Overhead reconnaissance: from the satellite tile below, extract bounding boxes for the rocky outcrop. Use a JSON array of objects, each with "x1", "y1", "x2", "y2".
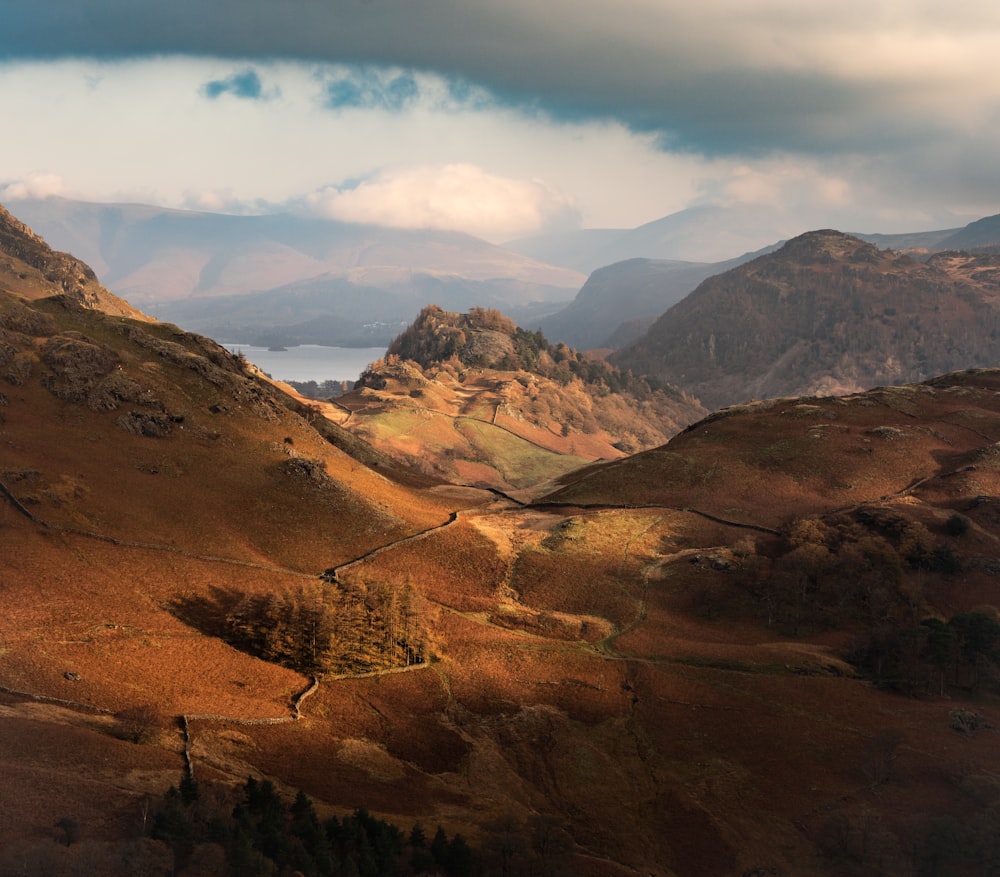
[{"x1": 0, "y1": 202, "x2": 151, "y2": 321}]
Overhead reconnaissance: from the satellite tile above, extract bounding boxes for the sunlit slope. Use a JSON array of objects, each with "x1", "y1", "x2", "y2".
[{"x1": 543, "y1": 372, "x2": 1000, "y2": 529}]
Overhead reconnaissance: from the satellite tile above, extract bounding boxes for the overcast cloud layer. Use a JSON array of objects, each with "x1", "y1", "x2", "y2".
[{"x1": 1, "y1": 1, "x2": 999, "y2": 244}]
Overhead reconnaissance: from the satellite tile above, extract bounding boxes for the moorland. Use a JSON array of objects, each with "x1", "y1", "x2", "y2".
[{"x1": 1, "y1": 202, "x2": 999, "y2": 876}]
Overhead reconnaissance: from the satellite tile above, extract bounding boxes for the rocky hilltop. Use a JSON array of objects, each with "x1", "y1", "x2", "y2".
[
  {"x1": 613, "y1": 229, "x2": 1000, "y2": 409},
  {"x1": 316, "y1": 304, "x2": 706, "y2": 491}
]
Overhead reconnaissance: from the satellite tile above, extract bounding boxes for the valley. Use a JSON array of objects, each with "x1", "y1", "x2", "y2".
[{"x1": 1, "y1": 202, "x2": 1000, "y2": 876}]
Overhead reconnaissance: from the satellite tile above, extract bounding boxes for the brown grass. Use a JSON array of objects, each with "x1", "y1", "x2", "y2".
[{"x1": 4, "y1": 284, "x2": 1000, "y2": 875}]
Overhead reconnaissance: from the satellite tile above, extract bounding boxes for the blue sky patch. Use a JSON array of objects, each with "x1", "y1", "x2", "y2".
[
  {"x1": 322, "y1": 69, "x2": 419, "y2": 112},
  {"x1": 202, "y1": 69, "x2": 264, "y2": 100}
]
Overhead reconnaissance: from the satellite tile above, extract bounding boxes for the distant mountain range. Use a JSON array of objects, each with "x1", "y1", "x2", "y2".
[
  {"x1": 8, "y1": 197, "x2": 584, "y2": 347},
  {"x1": 11, "y1": 196, "x2": 1000, "y2": 361},
  {"x1": 504, "y1": 203, "x2": 982, "y2": 272},
  {"x1": 528, "y1": 211, "x2": 1000, "y2": 353},
  {"x1": 505, "y1": 204, "x2": 812, "y2": 270},
  {"x1": 533, "y1": 251, "x2": 773, "y2": 350}
]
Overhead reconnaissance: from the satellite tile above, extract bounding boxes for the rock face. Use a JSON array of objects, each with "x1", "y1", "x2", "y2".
[
  {"x1": 612, "y1": 229, "x2": 1000, "y2": 410},
  {"x1": 0, "y1": 202, "x2": 151, "y2": 321}
]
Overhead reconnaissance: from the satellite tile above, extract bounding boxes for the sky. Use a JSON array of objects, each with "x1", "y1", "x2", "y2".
[{"x1": 1, "y1": 1, "x2": 999, "y2": 243}]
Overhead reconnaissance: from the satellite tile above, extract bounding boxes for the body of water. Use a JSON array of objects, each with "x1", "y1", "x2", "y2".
[{"x1": 224, "y1": 343, "x2": 385, "y2": 384}]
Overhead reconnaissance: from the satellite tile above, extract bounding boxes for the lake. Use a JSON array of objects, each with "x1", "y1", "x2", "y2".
[{"x1": 223, "y1": 343, "x2": 386, "y2": 384}]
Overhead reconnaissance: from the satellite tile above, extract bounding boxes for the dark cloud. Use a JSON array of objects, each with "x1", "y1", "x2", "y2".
[
  {"x1": 0, "y1": 0, "x2": 995, "y2": 162},
  {"x1": 201, "y1": 69, "x2": 264, "y2": 100}
]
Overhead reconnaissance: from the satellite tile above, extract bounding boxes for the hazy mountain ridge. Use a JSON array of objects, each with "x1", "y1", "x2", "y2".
[
  {"x1": 507, "y1": 204, "x2": 803, "y2": 270},
  {"x1": 153, "y1": 270, "x2": 574, "y2": 349},
  {"x1": 522, "y1": 209, "x2": 1000, "y2": 356},
  {"x1": 534, "y1": 252, "x2": 773, "y2": 350},
  {"x1": 10, "y1": 197, "x2": 582, "y2": 347},
  {"x1": 612, "y1": 229, "x2": 1000, "y2": 410}
]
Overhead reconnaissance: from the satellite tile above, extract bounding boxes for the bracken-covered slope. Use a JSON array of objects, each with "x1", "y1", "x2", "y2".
[
  {"x1": 612, "y1": 229, "x2": 1000, "y2": 410},
  {"x1": 3, "y1": 205, "x2": 1000, "y2": 877}
]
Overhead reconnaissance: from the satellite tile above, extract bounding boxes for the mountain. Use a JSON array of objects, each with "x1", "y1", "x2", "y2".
[
  {"x1": 3, "y1": 203, "x2": 1000, "y2": 876},
  {"x1": 506, "y1": 204, "x2": 803, "y2": 270},
  {"x1": 315, "y1": 304, "x2": 707, "y2": 492},
  {"x1": 9, "y1": 197, "x2": 583, "y2": 346},
  {"x1": 516, "y1": 211, "x2": 1000, "y2": 354},
  {"x1": 936, "y1": 212, "x2": 1000, "y2": 251},
  {"x1": 151, "y1": 269, "x2": 575, "y2": 349},
  {"x1": 508, "y1": 206, "x2": 1000, "y2": 276},
  {"x1": 533, "y1": 251, "x2": 773, "y2": 351},
  {"x1": 612, "y1": 229, "x2": 1000, "y2": 410}
]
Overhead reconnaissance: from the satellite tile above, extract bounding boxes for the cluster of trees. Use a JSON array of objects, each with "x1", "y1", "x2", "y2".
[
  {"x1": 734, "y1": 510, "x2": 962, "y2": 633},
  {"x1": 725, "y1": 507, "x2": 1000, "y2": 694},
  {"x1": 813, "y1": 803, "x2": 1000, "y2": 875},
  {"x1": 287, "y1": 379, "x2": 353, "y2": 400},
  {"x1": 151, "y1": 775, "x2": 474, "y2": 876},
  {"x1": 849, "y1": 611, "x2": 1000, "y2": 694},
  {"x1": 223, "y1": 581, "x2": 428, "y2": 675}
]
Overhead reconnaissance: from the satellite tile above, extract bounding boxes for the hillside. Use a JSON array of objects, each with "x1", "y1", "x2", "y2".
[
  {"x1": 316, "y1": 305, "x2": 707, "y2": 492},
  {"x1": 612, "y1": 229, "x2": 1000, "y2": 410},
  {"x1": 2, "y1": 204, "x2": 1000, "y2": 877},
  {"x1": 0, "y1": 203, "x2": 151, "y2": 322}
]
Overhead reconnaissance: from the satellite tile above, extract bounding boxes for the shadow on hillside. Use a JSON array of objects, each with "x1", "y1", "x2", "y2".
[{"x1": 168, "y1": 586, "x2": 245, "y2": 642}]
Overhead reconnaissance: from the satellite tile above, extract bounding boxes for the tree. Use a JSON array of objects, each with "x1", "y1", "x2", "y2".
[
  {"x1": 151, "y1": 786, "x2": 194, "y2": 861},
  {"x1": 945, "y1": 513, "x2": 970, "y2": 537},
  {"x1": 949, "y1": 611, "x2": 1000, "y2": 689},
  {"x1": 179, "y1": 771, "x2": 200, "y2": 806}
]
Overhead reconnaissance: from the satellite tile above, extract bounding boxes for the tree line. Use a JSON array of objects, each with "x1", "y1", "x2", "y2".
[
  {"x1": 151, "y1": 775, "x2": 474, "y2": 876},
  {"x1": 725, "y1": 508, "x2": 1000, "y2": 694}
]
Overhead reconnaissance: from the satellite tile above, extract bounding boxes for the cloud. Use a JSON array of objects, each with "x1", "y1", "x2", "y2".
[
  {"x1": 180, "y1": 187, "x2": 264, "y2": 214},
  {"x1": 201, "y1": 68, "x2": 266, "y2": 100},
  {"x1": 0, "y1": 55, "x2": 989, "y2": 240},
  {"x1": 4, "y1": 1, "x2": 1000, "y2": 160},
  {"x1": 306, "y1": 165, "x2": 580, "y2": 241},
  {"x1": 0, "y1": 172, "x2": 67, "y2": 200}
]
